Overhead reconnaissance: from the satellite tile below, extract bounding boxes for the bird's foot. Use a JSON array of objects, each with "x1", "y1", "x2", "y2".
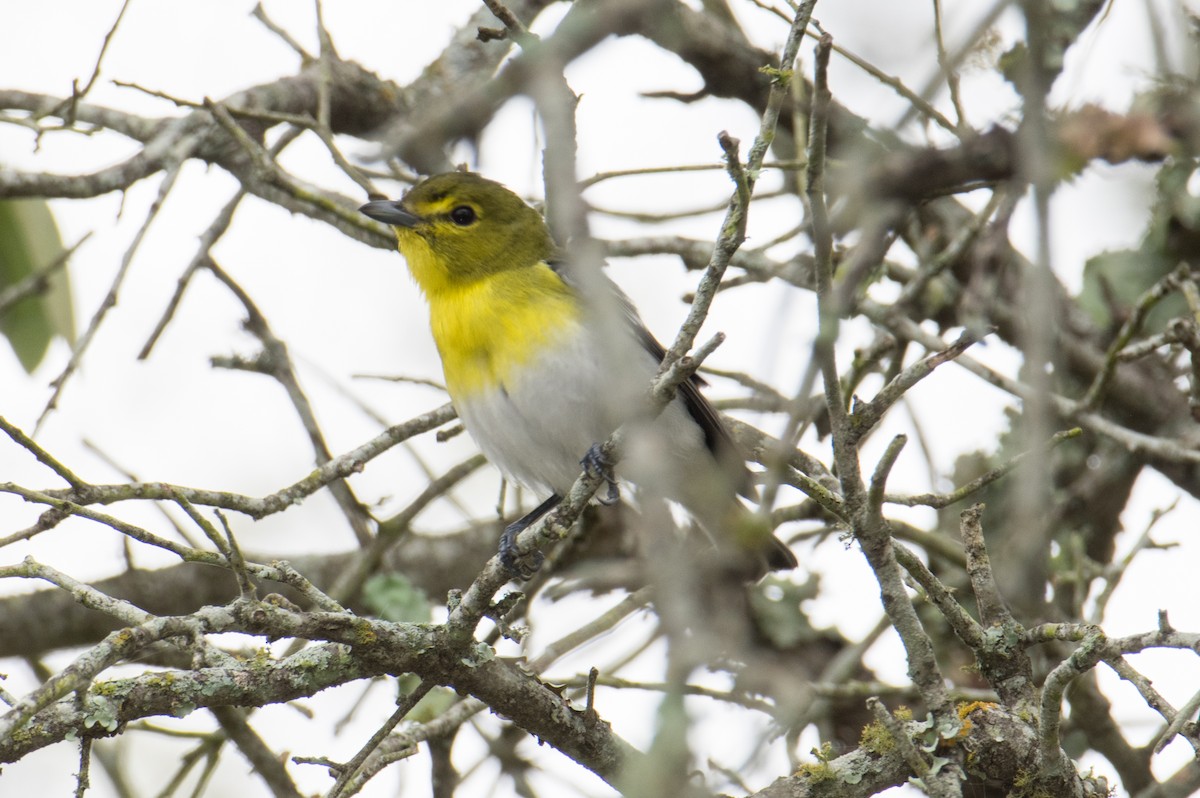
[
  {"x1": 581, "y1": 444, "x2": 619, "y2": 505},
  {"x1": 499, "y1": 522, "x2": 543, "y2": 580},
  {"x1": 497, "y1": 494, "x2": 561, "y2": 579}
]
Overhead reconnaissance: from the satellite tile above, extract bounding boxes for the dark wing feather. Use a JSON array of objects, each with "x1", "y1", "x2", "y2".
[
  {"x1": 627, "y1": 311, "x2": 756, "y2": 499},
  {"x1": 547, "y1": 259, "x2": 754, "y2": 498},
  {"x1": 547, "y1": 259, "x2": 796, "y2": 570}
]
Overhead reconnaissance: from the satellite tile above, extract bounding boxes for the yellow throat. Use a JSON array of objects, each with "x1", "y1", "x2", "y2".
[{"x1": 363, "y1": 173, "x2": 580, "y2": 397}]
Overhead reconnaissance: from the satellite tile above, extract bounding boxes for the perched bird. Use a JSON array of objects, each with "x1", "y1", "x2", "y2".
[{"x1": 360, "y1": 172, "x2": 795, "y2": 576}]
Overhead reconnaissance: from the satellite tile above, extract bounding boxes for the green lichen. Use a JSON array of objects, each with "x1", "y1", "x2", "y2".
[
  {"x1": 352, "y1": 619, "x2": 379, "y2": 646},
  {"x1": 90, "y1": 680, "x2": 119, "y2": 696},
  {"x1": 171, "y1": 701, "x2": 197, "y2": 718},
  {"x1": 796, "y1": 761, "x2": 836, "y2": 782},
  {"x1": 795, "y1": 742, "x2": 837, "y2": 782},
  {"x1": 1010, "y1": 769, "x2": 1056, "y2": 798},
  {"x1": 859, "y1": 720, "x2": 896, "y2": 754},
  {"x1": 81, "y1": 694, "x2": 119, "y2": 732},
  {"x1": 758, "y1": 65, "x2": 794, "y2": 88},
  {"x1": 460, "y1": 641, "x2": 496, "y2": 668}
]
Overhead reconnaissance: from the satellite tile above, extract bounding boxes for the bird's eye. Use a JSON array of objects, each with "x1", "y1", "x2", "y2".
[{"x1": 449, "y1": 206, "x2": 476, "y2": 226}]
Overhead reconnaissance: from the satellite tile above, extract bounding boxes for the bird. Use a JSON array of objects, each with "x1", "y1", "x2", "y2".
[{"x1": 360, "y1": 172, "x2": 796, "y2": 577}]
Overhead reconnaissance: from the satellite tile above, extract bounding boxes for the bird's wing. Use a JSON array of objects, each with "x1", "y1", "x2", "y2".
[{"x1": 547, "y1": 259, "x2": 754, "y2": 498}]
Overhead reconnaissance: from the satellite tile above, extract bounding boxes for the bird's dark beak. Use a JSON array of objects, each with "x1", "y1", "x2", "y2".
[{"x1": 359, "y1": 199, "x2": 421, "y2": 228}]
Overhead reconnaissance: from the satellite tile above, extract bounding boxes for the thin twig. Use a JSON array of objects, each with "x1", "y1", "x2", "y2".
[
  {"x1": 849, "y1": 330, "x2": 981, "y2": 445},
  {"x1": 36, "y1": 142, "x2": 195, "y2": 432},
  {"x1": 866, "y1": 434, "x2": 906, "y2": 519},
  {"x1": 73, "y1": 734, "x2": 92, "y2": 798},
  {"x1": 251, "y1": 2, "x2": 313, "y2": 60},
  {"x1": 894, "y1": 0, "x2": 1017, "y2": 131},
  {"x1": 327, "y1": 454, "x2": 486, "y2": 605},
  {"x1": 1081, "y1": 264, "x2": 1188, "y2": 410},
  {"x1": 1090, "y1": 498, "x2": 1178, "y2": 624},
  {"x1": 211, "y1": 706, "x2": 304, "y2": 798},
  {"x1": 1038, "y1": 629, "x2": 1106, "y2": 779},
  {"x1": 861, "y1": 299, "x2": 1200, "y2": 464},
  {"x1": 326, "y1": 680, "x2": 436, "y2": 797},
  {"x1": 55, "y1": 0, "x2": 133, "y2": 124},
  {"x1": 578, "y1": 161, "x2": 806, "y2": 189},
  {"x1": 0, "y1": 416, "x2": 88, "y2": 489},
  {"x1": 660, "y1": 1, "x2": 814, "y2": 374},
  {"x1": 0, "y1": 232, "x2": 90, "y2": 317},
  {"x1": 808, "y1": 28, "x2": 958, "y2": 136},
  {"x1": 931, "y1": 0, "x2": 968, "y2": 129},
  {"x1": 206, "y1": 260, "x2": 374, "y2": 547},
  {"x1": 1154, "y1": 686, "x2": 1200, "y2": 755},
  {"x1": 893, "y1": 542, "x2": 985, "y2": 649},
  {"x1": 867, "y1": 697, "x2": 929, "y2": 777},
  {"x1": 1, "y1": 403, "x2": 457, "y2": 531},
  {"x1": 529, "y1": 588, "x2": 652, "y2": 670},
  {"x1": 886, "y1": 428, "x2": 1082, "y2": 508},
  {"x1": 959, "y1": 504, "x2": 1013, "y2": 627}
]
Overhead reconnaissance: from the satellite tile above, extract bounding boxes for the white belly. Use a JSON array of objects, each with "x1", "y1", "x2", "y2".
[{"x1": 452, "y1": 323, "x2": 710, "y2": 501}]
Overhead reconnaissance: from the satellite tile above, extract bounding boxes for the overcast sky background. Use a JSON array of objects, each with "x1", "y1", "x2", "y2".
[{"x1": 2, "y1": 1, "x2": 1199, "y2": 796}]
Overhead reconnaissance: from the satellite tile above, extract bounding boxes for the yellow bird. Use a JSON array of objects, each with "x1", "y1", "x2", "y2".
[{"x1": 361, "y1": 172, "x2": 795, "y2": 576}]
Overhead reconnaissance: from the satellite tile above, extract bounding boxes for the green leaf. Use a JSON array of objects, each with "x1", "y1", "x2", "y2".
[
  {"x1": 0, "y1": 199, "x2": 75, "y2": 373},
  {"x1": 408, "y1": 685, "x2": 458, "y2": 723},
  {"x1": 361, "y1": 572, "x2": 432, "y2": 623}
]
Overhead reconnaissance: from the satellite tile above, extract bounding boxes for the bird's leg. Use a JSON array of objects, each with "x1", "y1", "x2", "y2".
[
  {"x1": 581, "y1": 444, "x2": 619, "y2": 505},
  {"x1": 499, "y1": 493, "x2": 562, "y2": 578}
]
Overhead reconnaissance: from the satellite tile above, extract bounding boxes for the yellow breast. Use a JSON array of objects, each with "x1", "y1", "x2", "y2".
[{"x1": 425, "y1": 263, "x2": 581, "y2": 397}]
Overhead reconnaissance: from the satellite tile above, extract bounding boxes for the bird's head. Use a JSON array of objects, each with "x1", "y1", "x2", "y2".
[{"x1": 360, "y1": 172, "x2": 556, "y2": 294}]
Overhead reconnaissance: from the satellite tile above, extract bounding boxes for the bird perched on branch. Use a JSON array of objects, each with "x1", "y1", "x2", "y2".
[{"x1": 360, "y1": 172, "x2": 795, "y2": 577}]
